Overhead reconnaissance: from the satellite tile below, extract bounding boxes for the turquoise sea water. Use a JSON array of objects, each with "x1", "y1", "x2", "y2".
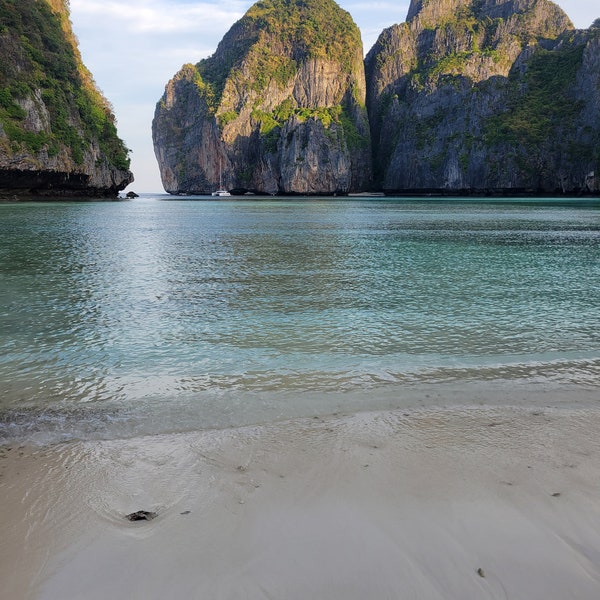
[{"x1": 1, "y1": 196, "x2": 599, "y2": 444}]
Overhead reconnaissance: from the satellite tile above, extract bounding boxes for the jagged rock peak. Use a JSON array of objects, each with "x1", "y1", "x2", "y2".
[
  {"x1": 0, "y1": 0, "x2": 133, "y2": 197},
  {"x1": 407, "y1": 0, "x2": 464, "y2": 22},
  {"x1": 153, "y1": 0, "x2": 371, "y2": 195},
  {"x1": 407, "y1": 0, "x2": 573, "y2": 30},
  {"x1": 367, "y1": 0, "x2": 574, "y2": 91}
]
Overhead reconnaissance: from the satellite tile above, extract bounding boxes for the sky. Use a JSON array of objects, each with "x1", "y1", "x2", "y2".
[{"x1": 69, "y1": 1, "x2": 599, "y2": 193}]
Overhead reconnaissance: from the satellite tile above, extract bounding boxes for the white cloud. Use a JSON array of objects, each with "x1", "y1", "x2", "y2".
[{"x1": 71, "y1": 0, "x2": 246, "y2": 34}]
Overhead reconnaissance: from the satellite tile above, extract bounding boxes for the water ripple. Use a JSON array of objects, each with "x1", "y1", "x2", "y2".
[{"x1": 1, "y1": 198, "x2": 599, "y2": 443}]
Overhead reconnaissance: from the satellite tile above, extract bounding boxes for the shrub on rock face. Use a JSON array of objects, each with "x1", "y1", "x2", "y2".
[{"x1": 152, "y1": 0, "x2": 371, "y2": 195}]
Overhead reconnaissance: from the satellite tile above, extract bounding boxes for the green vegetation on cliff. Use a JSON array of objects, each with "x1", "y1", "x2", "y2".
[
  {"x1": 481, "y1": 40, "x2": 598, "y2": 183},
  {"x1": 485, "y1": 44, "x2": 586, "y2": 148},
  {"x1": 194, "y1": 0, "x2": 362, "y2": 111},
  {"x1": 251, "y1": 100, "x2": 368, "y2": 153},
  {"x1": 244, "y1": 0, "x2": 361, "y2": 64},
  {"x1": 411, "y1": 3, "x2": 567, "y2": 84},
  {"x1": 0, "y1": 0, "x2": 130, "y2": 170}
]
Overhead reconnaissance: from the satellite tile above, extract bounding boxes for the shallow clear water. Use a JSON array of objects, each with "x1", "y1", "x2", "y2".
[{"x1": 1, "y1": 196, "x2": 599, "y2": 443}]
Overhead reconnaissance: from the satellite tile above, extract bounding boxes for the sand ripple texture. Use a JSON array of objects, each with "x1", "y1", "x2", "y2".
[{"x1": 1, "y1": 406, "x2": 600, "y2": 599}]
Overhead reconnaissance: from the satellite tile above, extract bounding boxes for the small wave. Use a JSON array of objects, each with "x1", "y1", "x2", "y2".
[{"x1": 2, "y1": 356, "x2": 599, "y2": 447}]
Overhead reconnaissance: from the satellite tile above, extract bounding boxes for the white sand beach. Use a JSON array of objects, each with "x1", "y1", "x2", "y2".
[{"x1": 2, "y1": 405, "x2": 600, "y2": 599}]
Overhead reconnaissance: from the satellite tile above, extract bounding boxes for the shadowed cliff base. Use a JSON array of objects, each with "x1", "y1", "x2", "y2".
[
  {"x1": 379, "y1": 187, "x2": 600, "y2": 198},
  {"x1": 0, "y1": 168, "x2": 133, "y2": 199}
]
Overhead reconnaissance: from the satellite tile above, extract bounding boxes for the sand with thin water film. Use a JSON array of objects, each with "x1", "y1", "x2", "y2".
[{"x1": 2, "y1": 406, "x2": 600, "y2": 599}]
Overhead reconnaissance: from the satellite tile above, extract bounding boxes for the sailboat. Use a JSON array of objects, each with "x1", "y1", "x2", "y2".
[{"x1": 211, "y1": 159, "x2": 231, "y2": 197}]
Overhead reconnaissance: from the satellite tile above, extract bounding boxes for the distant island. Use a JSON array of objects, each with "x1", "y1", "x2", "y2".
[{"x1": 153, "y1": 0, "x2": 600, "y2": 196}]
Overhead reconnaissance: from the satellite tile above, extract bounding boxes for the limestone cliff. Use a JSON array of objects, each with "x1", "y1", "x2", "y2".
[
  {"x1": 365, "y1": 0, "x2": 600, "y2": 193},
  {"x1": 153, "y1": 0, "x2": 371, "y2": 195},
  {"x1": 0, "y1": 0, "x2": 133, "y2": 197}
]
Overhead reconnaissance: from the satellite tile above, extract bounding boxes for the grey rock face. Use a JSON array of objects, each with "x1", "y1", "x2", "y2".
[{"x1": 365, "y1": 0, "x2": 600, "y2": 193}]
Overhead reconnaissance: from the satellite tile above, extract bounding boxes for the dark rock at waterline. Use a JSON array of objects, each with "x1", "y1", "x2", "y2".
[{"x1": 126, "y1": 510, "x2": 157, "y2": 522}]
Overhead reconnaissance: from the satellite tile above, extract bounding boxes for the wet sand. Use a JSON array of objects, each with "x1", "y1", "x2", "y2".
[{"x1": 2, "y1": 406, "x2": 600, "y2": 599}]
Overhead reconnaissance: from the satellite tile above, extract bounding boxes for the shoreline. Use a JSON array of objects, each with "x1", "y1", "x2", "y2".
[
  {"x1": 2, "y1": 379, "x2": 599, "y2": 448},
  {"x1": 2, "y1": 404, "x2": 600, "y2": 599}
]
